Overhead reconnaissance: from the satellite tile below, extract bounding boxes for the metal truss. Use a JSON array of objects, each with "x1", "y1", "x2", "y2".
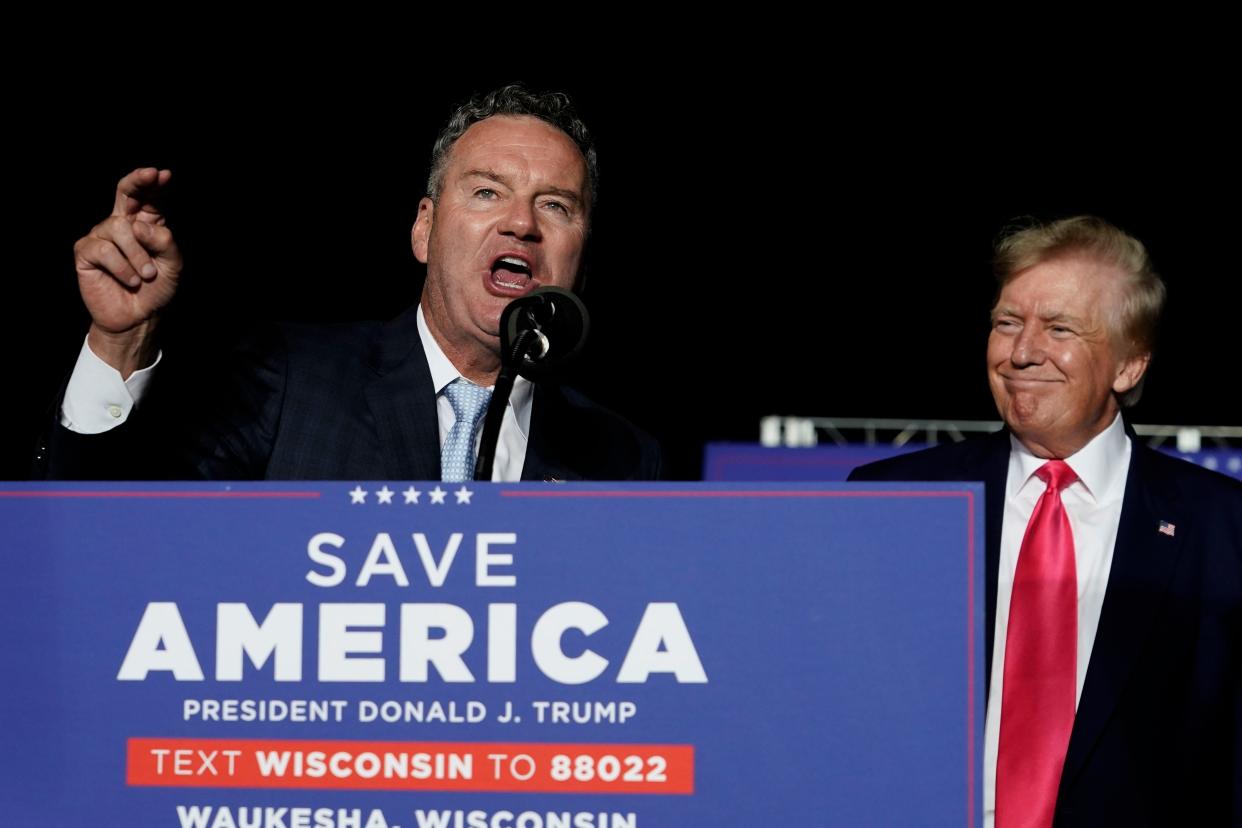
[{"x1": 760, "y1": 417, "x2": 1242, "y2": 453}]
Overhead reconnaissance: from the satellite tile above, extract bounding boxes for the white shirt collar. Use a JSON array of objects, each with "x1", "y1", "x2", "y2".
[
  {"x1": 1008, "y1": 412, "x2": 1129, "y2": 504},
  {"x1": 416, "y1": 304, "x2": 533, "y2": 437}
]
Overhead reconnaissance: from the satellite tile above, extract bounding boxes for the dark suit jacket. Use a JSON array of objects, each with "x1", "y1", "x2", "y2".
[
  {"x1": 850, "y1": 430, "x2": 1242, "y2": 826},
  {"x1": 36, "y1": 305, "x2": 662, "y2": 481}
]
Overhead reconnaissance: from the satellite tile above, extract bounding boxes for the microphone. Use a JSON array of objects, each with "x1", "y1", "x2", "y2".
[
  {"x1": 475, "y1": 287, "x2": 591, "y2": 480},
  {"x1": 499, "y1": 286, "x2": 590, "y2": 382}
]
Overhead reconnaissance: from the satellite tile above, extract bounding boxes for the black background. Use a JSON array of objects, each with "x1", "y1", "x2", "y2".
[{"x1": 8, "y1": 62, "x2": 1238, "y2": 480}]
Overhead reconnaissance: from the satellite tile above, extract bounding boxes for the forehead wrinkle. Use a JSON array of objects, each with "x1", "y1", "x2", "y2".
[
  {"x1": 461, "y1": 168, "x2": 514, "y2": 187},
  {"x1": 991, "y1": 290, "x2": 1099, "y2": 327}
]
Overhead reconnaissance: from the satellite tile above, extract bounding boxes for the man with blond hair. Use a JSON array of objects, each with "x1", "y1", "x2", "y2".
[{"x1": 851, "y1": 216, "x2": 1241, "y2": 826}]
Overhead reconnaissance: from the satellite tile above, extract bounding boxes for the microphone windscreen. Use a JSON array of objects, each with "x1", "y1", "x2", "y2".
[{"x1": 500, "y1": 287, "x2": 591, "y2": 381}]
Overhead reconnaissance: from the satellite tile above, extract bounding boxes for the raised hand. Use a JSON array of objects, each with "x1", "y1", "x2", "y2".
[{"x1": 73, "y1": 167, "x2": 182, "y2": 375}]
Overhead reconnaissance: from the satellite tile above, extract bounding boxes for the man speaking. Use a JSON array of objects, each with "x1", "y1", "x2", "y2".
[
  {"x1": 851, "y1": 216, "x2": 1241, "y2": 826},
  {"x1": 37, "y1": 85, "x2": 661, "y2": 482}
]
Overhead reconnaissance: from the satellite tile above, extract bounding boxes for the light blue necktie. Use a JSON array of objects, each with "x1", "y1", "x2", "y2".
[{"x1": 440, "y1": 379, "x2": 493, "y2": 482}]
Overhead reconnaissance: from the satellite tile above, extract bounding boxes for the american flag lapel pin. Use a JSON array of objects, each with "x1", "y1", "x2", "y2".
[{"x1": 1158, "y1": 520, "x2": 1176, "y2": 537}]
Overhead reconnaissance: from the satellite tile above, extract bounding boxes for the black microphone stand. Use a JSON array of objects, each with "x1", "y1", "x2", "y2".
[{"x1": 473, "y1": 326, "x2": 541, "y2": 482}]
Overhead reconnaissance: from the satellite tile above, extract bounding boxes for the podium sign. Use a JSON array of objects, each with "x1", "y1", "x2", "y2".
[{"x1": 1, "y1": 482, "x2": 983, "y2": 827}]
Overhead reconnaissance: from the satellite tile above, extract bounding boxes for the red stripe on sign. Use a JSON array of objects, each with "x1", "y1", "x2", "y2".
[
  {"x1": 966, "y1": 491, "x2": 976, "y2": 828},
  {"x1": 0, "y1": 491, "x2": 319, "y2": 499},
  {"x1": 126, "y1": 738, "x2": 693, "y2": 794},
  {"x1": 501, "y1": 489, "x2": 973, "y2": 498}
]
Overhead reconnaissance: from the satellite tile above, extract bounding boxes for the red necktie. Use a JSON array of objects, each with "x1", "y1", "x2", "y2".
[{"x1": 997, "y1": 459, "x2": 1078, "y2": 828}]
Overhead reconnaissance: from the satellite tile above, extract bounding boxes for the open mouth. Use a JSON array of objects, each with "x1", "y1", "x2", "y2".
[{"x1": 490, "y1": 254, "x2": 534, "y2": 290}]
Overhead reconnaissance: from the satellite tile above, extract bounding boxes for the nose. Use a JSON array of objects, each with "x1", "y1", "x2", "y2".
[
  {"x1": 498, "y1": 199, "x2": 541, "y2": 242},
  {"x1": 1009, "y1": 326, "x2": 1046, "y2": 367}
]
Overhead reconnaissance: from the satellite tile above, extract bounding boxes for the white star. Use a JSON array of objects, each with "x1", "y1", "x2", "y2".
[
  {"x1": 349, "y1": 486, "x2": 367, "y2": 504},
  {"x1": 403, "y1": 486, "x2": 422, "y2": 504},
  {"x1": 376, "y1": 486, "x2": 394, "y2": 505},
  {"x1": 429, "y1": 486, "x2": 447, "y2": 505},
  {"x1": 454, "y1": 486, "x2": 474, "y2": 504}
]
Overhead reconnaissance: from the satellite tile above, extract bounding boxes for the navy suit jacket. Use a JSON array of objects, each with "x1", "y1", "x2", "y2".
[
  {"x1": 37, "y1": 305, "x2": 662, "y2": 481},
  {"x1": 850, "y1": 430, "x2": 1241, "y2": 826}
]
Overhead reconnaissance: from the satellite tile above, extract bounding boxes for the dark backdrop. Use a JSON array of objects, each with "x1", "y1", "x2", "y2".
[{"x1": 8, "y1": 67, "x2": 1238, "y2": 480}]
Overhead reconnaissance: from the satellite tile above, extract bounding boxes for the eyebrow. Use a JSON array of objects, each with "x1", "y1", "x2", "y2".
[
  {"x1": 462, "y1": 168, "x2": 583, "y2": 206},
  {"x1": 1041, "y1": 312, "x2": 1087, "y2": 327},
  {"x1": 991, "y1": 306, "x2": 1087, "y2": 327}
]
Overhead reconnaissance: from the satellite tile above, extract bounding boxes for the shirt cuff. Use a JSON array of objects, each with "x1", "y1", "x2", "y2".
[{"x1": 59, "y1": 335, "x2": 162, "y2": 434}]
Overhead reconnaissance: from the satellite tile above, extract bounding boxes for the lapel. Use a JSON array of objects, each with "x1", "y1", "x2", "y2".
[
  {"x1": 1058, "y1": 439, "x2": 1187, "y2": 792},
  {"x1": 969, "y1": 429, "x2": 1012, "y2": 696},
  {"x1": 520, "y1": 383, "x2": 585, "y2": 482},
  {"x1": 362, "y1": 306, "x2": 442, "y2": 481}
]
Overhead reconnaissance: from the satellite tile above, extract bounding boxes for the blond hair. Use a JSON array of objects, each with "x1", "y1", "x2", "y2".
[{"x1": 993, "y1": 215, "x2": 1166, "y2": 406}]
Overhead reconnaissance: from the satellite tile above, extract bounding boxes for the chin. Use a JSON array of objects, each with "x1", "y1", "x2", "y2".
[
  {"x1": 472, "y1": 305, "x2": 505, "y2": 334},
  {"x1": 999, "y1": 404, "x2": 1043, "y2": 436}
]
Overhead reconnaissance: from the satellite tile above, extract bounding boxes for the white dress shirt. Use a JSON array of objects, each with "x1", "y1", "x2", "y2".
[
  {"x1": 982, "y1": 413, "x2": 1130, "y2": 827},
  {"x1": 416, "y1": 305, "x2": 532, "y2": 482},
  {"x1": 60, "y1": 337, "x2": 161, "y2": 433},
  {"x1": 58, "y1": 305, "x2": 534, "y2": 481}
]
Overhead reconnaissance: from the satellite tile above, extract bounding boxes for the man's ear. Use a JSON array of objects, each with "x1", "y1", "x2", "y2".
[
  {"x1": 1113, "y1": 350, "x2": 1151, "y2": 395},
  {"x1": 411, "y1": 197, "x2": 434, "y2": 264}
]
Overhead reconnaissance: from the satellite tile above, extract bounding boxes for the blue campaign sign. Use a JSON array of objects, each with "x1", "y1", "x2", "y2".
[
  {"x1": 0, "y1": 482, "x2": 983, "y2": 827},
  {"x1": 703, "y1": 443, "x2": 931, "y2": 481}
]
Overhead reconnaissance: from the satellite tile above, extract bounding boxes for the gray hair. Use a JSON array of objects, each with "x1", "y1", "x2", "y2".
[{"x1": 426, "y1": 84, "x2": 598, "y2": 210}]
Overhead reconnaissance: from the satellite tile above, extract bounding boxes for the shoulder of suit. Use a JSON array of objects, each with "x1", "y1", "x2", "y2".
[
  {"x1": 276, "y1": 319, "x2": 383, "y2": 355},
  {"x1": 535, "y1": 383, "x2": 663, "y2": 479},
  {"x1": 848, "y1": 431, "x2": 1007, "y2": 482},
  {"x1": 1132, "y1": 442, "x2": 1242, "y2": 502},
  {"x1": 272, "y1": 319, "x2": 387, "y2": 374},
  {"x1": 545, "y1": 384, "x2": 659, "y2": 445}
]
